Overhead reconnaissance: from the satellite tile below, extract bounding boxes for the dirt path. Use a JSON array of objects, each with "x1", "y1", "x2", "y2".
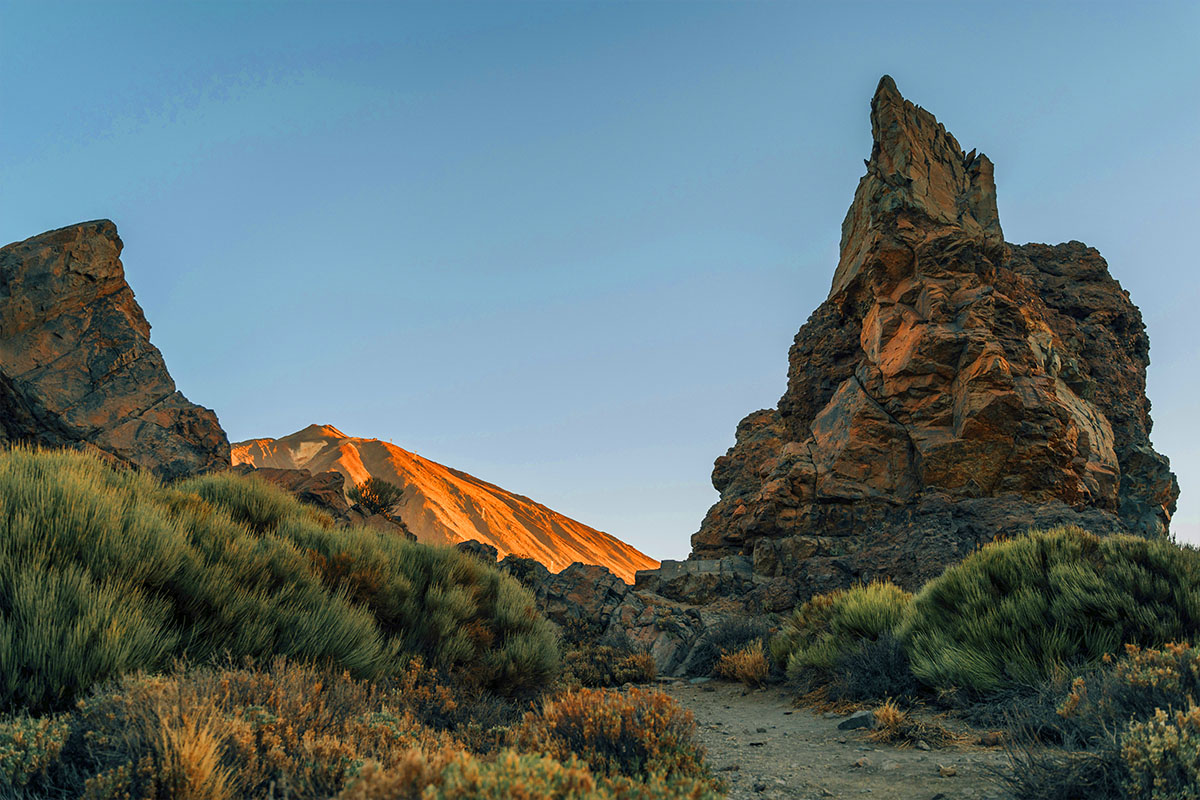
[{"x1": 662, "y1": 679, "x2": 1013, "y2": 800}]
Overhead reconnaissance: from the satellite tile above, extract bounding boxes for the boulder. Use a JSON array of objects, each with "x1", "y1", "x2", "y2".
[
  {"x1": 0, "y1": 220, "x2": 228, "y2": 480},
  {"x1": 499, "y1": 556, "x2": 630, "y2": 642}
]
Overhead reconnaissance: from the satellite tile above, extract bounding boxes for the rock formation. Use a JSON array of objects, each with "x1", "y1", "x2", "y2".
[
  {"x1": 686, "y1": 76, "x2": 1178, "y2": 598},
  {"x1": 233, "y1": 424, "x2": 659, "y2": 583},
  {"x1": 0, "y1": 220, "x2": 229, "y2": 480}
]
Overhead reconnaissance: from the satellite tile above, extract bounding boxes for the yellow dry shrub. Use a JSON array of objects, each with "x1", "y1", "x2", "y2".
[
  {"x1": 512, "y1": 687, "x2": 710, "y2": 783},
  {"x1": 864, "y1": 699, "x2": 955, "y2": 748},
  {"x1": 1122, "y1": 705, "x2": 1200, "y2": 800},
  {"x1": 336, "y1": 748, "x2": 721, "y2": 800},
  {"x1": 713, "y1": 641, "x2": 768, "y2": 688}
]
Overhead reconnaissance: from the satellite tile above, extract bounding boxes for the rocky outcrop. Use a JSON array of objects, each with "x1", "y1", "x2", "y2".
[
  {"x1": 690, "y1": 76, "x2": 1178, "y2": 598},
  {"x1": 0, "y1": 220, "x2": 229, "y2": 480},
  {"x1": 232, "y1": 463, "x2": 417, "y2": 539},
  {"x1": 233, "y1": 424, "x2": 658, "y2": 583}
]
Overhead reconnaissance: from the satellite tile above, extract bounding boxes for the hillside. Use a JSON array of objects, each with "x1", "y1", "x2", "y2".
[{"x1": 232, "y1": 424, "x2": 658, "y2": 582}]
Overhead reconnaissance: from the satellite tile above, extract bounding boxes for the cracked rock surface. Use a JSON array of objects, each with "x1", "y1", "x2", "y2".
[
  {"x1": 691, "y1": 76, "x2": 1177, "y2": 595},
  {"x1": 0, "y1": 220, "x2": 229, "y2": 480}
]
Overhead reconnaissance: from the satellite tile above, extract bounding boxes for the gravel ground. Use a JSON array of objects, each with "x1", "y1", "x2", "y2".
[{"x1": 661, "y1": 679, "x2": 1014, "y2": 800}]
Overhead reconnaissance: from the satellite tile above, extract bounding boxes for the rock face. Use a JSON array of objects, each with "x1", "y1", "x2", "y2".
[
  {"x1": 233, "y1": 424, "x2": 659, "y2": 583},
  {"x1": 690, "y1": 76, "x2": 1178, "y2": 597},
  {"x1": 0, "y1": 220, "x2": 229, "y2": 480}
]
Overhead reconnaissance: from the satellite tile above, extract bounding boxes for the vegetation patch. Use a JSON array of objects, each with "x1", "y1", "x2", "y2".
[
  {"x1": 562, "y1": 643, "x2": 656, "y2": 689},
  {"x1": 512, "y1": 686, "x2": 712, "y2": 785},
  {"x1": 903, "y1": 527, "x2": 1200, "y2": 694},
  {"x1": 713, "y1": 641, "x2": 769, "y2": 689},
  {"x1": 770, "y1": 581, "x2": 912, "y2": 689},
  {"x1": 0, "y1": 447, "x2": 558, "y2": 712}
]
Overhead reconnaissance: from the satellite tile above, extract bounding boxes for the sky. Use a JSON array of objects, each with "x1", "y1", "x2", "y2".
[{"x1": 2, "y1": 1, "x2": 1198, "y2": 560}]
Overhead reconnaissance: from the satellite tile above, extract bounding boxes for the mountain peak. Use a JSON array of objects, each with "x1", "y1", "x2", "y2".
[
  {"x1": 232, "y1": 426, "x2": 658, "y2": 582},
  {"x1": 831, "y1": 75, "x2": 1005, "y2": 297},
  {"x1": 296, "y1": 423, "x2": 351, "y2": 440}
]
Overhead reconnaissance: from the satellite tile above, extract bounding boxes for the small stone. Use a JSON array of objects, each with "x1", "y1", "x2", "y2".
[
  {"x1": 938, "y1": 765, "x2": 957, "y2": 777},
  {"x1": 854, "y1": 757, "x2": 870, "y2": 768},
  {"x1": 753, "y1": 781, "x2": 767, "y2": 792},
  {"x1": 823, "y1": 711, "x2": 840, "y2": 719},
  {"x1": 689, "y1": 676, "x2": 712, "y2": 685},
  {"x1": 916, "y1": 740, "x2": 931, "y2": 751},
  {"x1": 838, "y1": 710, "x2": 876, "y2": 731},
  {"x1": 756, "y1": 727, "x2": 768, "y2": 733}
]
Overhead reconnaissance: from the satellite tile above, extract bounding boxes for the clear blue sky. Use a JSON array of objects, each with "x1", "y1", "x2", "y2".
[{"x1": 3, "y1": 1, "x2": 1197, "y2": 559}]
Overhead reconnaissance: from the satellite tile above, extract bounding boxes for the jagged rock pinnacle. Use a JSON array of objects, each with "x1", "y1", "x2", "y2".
[
  {"x1": 831, "y1": 75, "x2": 1005, "y2": 298},
  {"x1": 691, "y1": 79, "x2": 1177, "y2": 602}
]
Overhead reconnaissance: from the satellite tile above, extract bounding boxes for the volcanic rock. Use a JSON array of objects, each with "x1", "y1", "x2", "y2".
[
  {"x1": 690, "y1": 76, "x2": 1178, "y2": 593},
  {"x1": 0, "y1": 220, "x2": 229, "y2": 480},
  {"x1": 232, "y1": 424, "x2": 658, "y2": 582}
]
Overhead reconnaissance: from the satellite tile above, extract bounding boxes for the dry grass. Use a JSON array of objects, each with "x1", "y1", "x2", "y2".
[
  {"x1": 713, "y1": 641, "x2": 769, "y2": 688},
  {"x1": 864, "y1": 699, "x2": 960, "y2": 749}
]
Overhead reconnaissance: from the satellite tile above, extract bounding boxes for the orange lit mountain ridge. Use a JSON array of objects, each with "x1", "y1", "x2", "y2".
[{"x1": 231, "y1": 424, "x2": 658, "y2": 583}]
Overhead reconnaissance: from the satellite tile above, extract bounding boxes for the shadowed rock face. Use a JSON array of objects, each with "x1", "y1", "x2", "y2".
[
  {"x1": 690, "y1": 76, "x2": 1178, "y2": 594},
  {"x1": 0, "y1": 220, "x2": 229, "y2": 480}
]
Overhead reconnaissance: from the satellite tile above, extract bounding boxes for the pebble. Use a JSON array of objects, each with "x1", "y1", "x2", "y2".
[
  {"x1": 938, "y1": 765, "x2": 957, "y2": 777},
  {"x1": 854, "y1": 757, "x2": 870, "y2": 768},
  {"x1": 915, "y1": 740, "x2": 931, "y2": 751}
]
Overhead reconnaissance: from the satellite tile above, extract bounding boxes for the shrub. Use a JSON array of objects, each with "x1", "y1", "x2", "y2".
[
  {"x1": 0, "y1": 713, "x2": 69, "y2": 790},
  {"x1": 512, "y1": 687, "x2": 710, "y2": 783},
  {"x1": 335, "y1": 750, "x2": 722, "y2": 800},
  {"x1": 863, "y1": 699, "x2": 954, "y2": 748},
  {"x1": 348, "y1": 478, "x2": 404, "y2": 516},
  {"x1": 0, "y1": 660, "x2": 466, "y2": 799},
  {"x1": 826, "y1": 634, "x2": 921, "y2": 704},
  {"x1": 0, "y1": 447, "x2": 557, "y2": 711},
  {"x1": 562, "y1": 645, "x2": 656, "y2": 689},
  {"x1": 1122, "y1": 706, "x2": 1200, "y2": 800},
  {"x1": 713, "y1": 642, "x2": 768, "y2": 689},
  {"x1": 903, "y1": 527, "x2": 1200, "y2": 694},
  {"x1": 687, "y1": 618, "x2": 771, "y2": 679},
  {"x1": 770, "y1": 581, "x2": 912, "y2": 685},
  {"x1": 1001, "y1": 643, "x2": 1200, "y2": 800}
]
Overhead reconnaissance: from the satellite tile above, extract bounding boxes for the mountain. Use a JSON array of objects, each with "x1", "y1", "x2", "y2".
[
  {"x1": 688, "y1": 76, "x2": 1178, "y2": 597},
  {"x1": 232, "y1": 424, "x2": 658, "y2": 582},
  {"x1": 0, "y1": 220, "x2": 229, "y2": 479}
]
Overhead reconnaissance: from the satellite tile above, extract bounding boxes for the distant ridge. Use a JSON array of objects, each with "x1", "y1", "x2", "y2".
[{"x1": 232, "y1": 424, "x2": 658, "y2": 583}]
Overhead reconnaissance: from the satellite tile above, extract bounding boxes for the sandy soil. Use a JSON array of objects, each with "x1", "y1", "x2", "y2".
[{"x1": 662, "y1": 678, "x2": 1014, "y2": 800}]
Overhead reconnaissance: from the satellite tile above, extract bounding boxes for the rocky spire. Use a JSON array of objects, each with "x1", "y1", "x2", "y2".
[
  {"x1": 832, "y1": 75, "x2": 1005, "y2": 297},
  {"x1": 690, "y1": 76, "x2": 1177, "y2": 602}
]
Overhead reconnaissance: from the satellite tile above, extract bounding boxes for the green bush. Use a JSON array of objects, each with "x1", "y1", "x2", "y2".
[
  {"x1": 903, "y1": 527, "x2": 1200, "y2": 694},
  {"x1": 347, "y1": 477, "x2": 404, "y2": 516},
  {"x1": 770, "y1": 581, "x2": 912, "y2": 684},
  {"x1": 0, "y1": 448, "x2": 558, "y2": 712}
]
